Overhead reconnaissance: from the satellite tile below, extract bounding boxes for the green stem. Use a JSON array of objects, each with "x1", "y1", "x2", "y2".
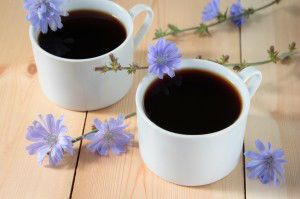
[
  {"x1": 94, "y1": 66, "x2": 148, "y2": 72},
  {"x1": 155, "y1": 0, "x2": 279, "y2": 39},
  {"x1": 121, "y1": 66, "x2": 148, "y2": 70},
  {"x1": 252, "y1": 0, "x2": 279, "y2": 13},
  {"x1": 72, "y1": 112, "x2": 136, "y2": 143},
  {"x1": 224, "y1": 51, "x2": 298, "y2": 67},
  {"x1": 96, "y1": 50, "x2": 297, "y2": 73},
  {"x1": 72, "y1": 129, "x2": 98, "y2": 143},
  {"x1": 225, "y1": 60, "x2": 272, "y2": 67},
  {"x1": 125, "y1": 112, "x2": 137, "y2": 119}
]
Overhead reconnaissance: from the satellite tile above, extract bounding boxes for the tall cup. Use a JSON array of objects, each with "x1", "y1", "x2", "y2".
[{"x1": 29, "y1": 0, "x2": 153, "y2": 111}]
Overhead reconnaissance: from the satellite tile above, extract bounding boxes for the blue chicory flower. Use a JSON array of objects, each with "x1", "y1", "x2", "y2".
[
  {"x1": 85, "y1": 115, "x2": 133, "y2": 156},
  {"x1": 202, "y1": 0, "x2": 221, "y2": 22},
  {"x1": 148, "y1": 38, "x2": 182, "y2": 79},
  {"x1": 230, "y1": 0, "x2": 246, "y2": 27},
  {"x1": 244, "y1": 139, "x2": 288, "y2": 186},
  {"x1": 24, "y1": 0, "x2": 67, "y2": 33},
  {"x1": 26, "y1": 114, "x2": 74, "y2": 165}
]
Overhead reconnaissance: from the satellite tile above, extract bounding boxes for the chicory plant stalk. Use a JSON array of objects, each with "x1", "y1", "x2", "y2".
[
  {"x1": 95, "y1": 42, "x2": 297, "y2": 74},
  {"x1": 153, "y1": 0, "x2": 281, "y2": 39}
]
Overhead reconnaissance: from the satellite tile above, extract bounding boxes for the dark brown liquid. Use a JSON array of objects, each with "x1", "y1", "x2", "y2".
[
  {"x1": 38, "y1": 10, "x2": 127, "y2": 59},
  {"x1": 144, "y1": 69, "x2": 242, "y2": 135}
]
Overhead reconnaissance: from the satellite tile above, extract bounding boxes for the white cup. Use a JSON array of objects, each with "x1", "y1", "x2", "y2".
[
  {"x1": 136, "y1": 59, "x2": 262, "y2": 186},
  {"x1": 29, "y1": 0, "x2": 153, "y2": 111}
]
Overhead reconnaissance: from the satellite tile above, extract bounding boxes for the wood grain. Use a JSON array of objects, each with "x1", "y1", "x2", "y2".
[
  {"x1": 241, "y1": 0, "x2": 300, "y2": 198},
  {"x1": 72, "y1": 0, "x2": 244, "y2": 198},
  {"x1": 1, "y1": 0, "x2": 299, "y2": 198},
  {"x1": 0, "y1": 1, "x2": 86, "y2": 198}
]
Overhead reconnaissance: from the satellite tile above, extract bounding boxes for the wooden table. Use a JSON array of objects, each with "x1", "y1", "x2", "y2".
[{"x1": 0, "y1": 0, "x2": 299, "y2": 198}]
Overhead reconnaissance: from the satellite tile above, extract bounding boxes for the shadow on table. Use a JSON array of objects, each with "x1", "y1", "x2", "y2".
[{"x1": 44, "y1": 147, "x2": 82, "y2": 170}]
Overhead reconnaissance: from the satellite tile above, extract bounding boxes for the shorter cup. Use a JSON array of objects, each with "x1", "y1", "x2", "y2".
[
  {"x1": 29, "y1": 0, "x2": 153, "y2": 111},
  {"x1": 135, "y1": 59, "x2": 262, "y2": 186}
]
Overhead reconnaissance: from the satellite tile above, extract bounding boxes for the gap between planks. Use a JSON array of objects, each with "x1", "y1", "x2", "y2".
[{"x1": 69, "y1": 111, "x2": 88, "y2": 199}]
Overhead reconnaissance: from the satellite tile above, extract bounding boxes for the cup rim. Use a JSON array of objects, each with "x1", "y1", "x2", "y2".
[
  {"x1": 135, "y1": 58, "x2": 250, "y2": 139},
  {"x1": 29, "y1": 0, "x2": 133, "y2": 63}
]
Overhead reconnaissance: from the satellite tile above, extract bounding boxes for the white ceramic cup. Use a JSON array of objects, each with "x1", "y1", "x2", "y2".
[
  {"x1": 136, "y1": 59, "x2": 262, "y2": 186},
  {"x1": 29, "y1": 0, "x2": 153, "y2": 111}
]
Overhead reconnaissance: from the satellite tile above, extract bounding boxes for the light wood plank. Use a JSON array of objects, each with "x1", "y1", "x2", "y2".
[
  {"x1": 241, "y1": 0, "x2": 300, "y2": 198},
  {"x1": 72, "y1": 0, "x2": 244, "y2": 198},
  {"x1": 0, "y1": 1, "x2": 86, "y2": 198}
]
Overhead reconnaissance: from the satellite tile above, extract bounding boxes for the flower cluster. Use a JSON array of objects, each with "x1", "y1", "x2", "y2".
[
  {"x1": 202, "y1": 0, "x2": 245, "y2": 27},
  {"x1": 148, "y1": 39, "x2": 182, "y2": 79},
  {"x1": 229, "y1": 0, "x2": 246, "y2": 27},
  {"x1": 85, "y1": 115, "x2": 133, "y2": 156},
  {"x1": 26, "y1": 114, "x2": 73, "y2": 165},
  {"x1": 202, "y1": 0, "x2": 221, "y2": 22},
  {"x1": 24, "y1": 0, "x2": 67, "y2": 33},
  {"x1": 244, "y1": 140, "x2": 287, "y2": 186},
  {"x1": 26, "y1": 114, "x2": 133, "y2": 165}
]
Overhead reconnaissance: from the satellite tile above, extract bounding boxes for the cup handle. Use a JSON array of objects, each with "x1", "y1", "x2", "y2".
[
  {"x1": 238, "y1": 67, "x2": 262, "y2": 98},
  {"x1": 129, "y1": 4, "x2": 154, "y2": 49}
]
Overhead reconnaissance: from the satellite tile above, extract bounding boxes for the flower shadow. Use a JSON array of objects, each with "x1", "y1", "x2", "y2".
[
  {"x1": 76, "y1": 141, "x2": 138, "y2": 167},
  {"x1": 44, "y1": 147, "x2": 81, "y2": 170}
]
